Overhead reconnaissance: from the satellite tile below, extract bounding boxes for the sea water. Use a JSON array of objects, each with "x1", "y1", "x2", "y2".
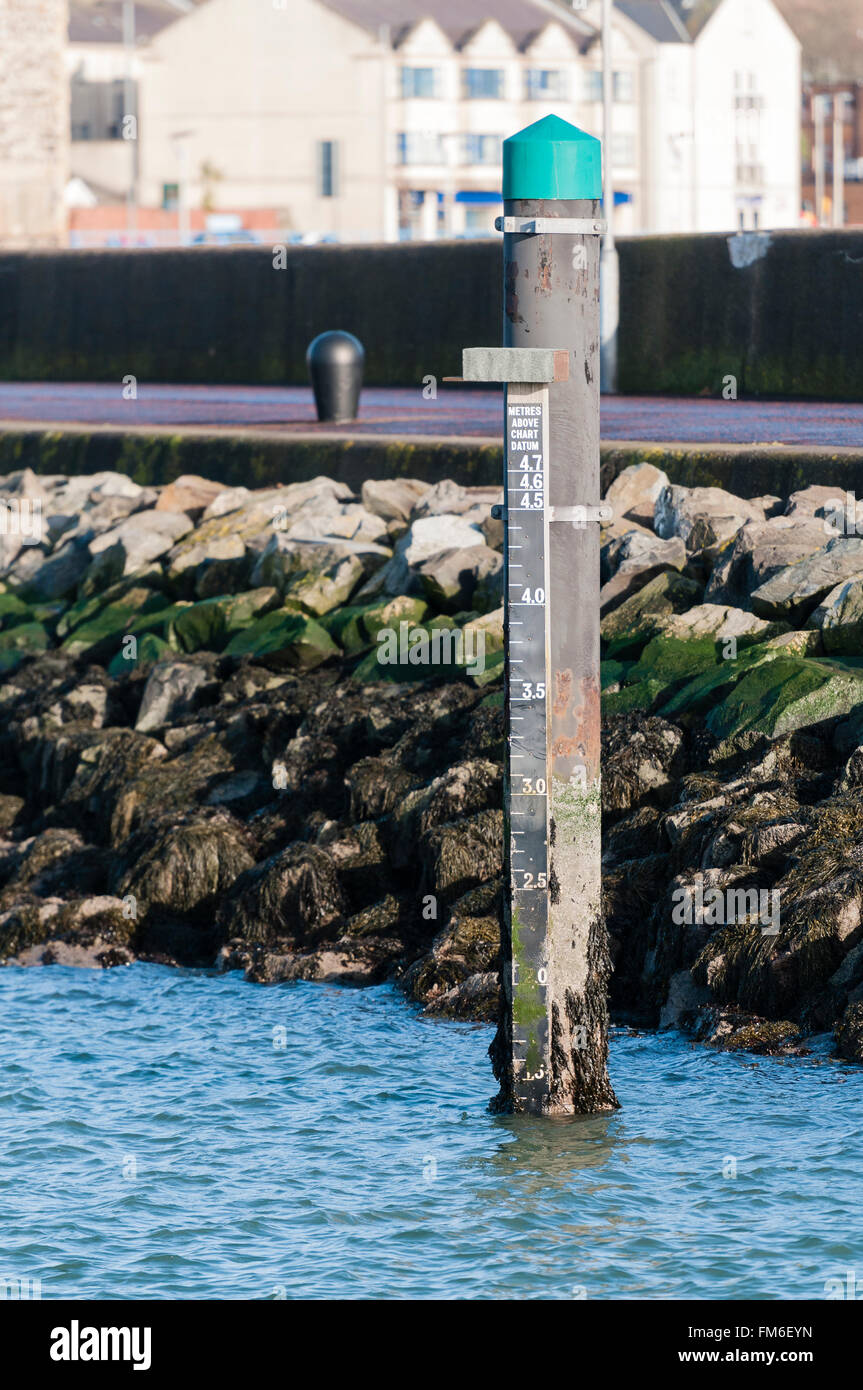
[{"x1": 1, "y1": 963, "x2": 860, "y2": 1300}]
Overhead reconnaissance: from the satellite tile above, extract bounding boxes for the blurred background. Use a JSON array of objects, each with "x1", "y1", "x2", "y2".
[{"x1": 1, "y1": 0, "x2": 861, "y2": 251}]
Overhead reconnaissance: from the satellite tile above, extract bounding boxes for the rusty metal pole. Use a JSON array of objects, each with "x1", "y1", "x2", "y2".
[{"x1": 492, "y1": 114, "x2": 618, "y2": 1115}]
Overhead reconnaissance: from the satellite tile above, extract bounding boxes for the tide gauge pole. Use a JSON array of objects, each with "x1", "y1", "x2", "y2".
[{"x1": 463, "y1": 115, "x2": 618, "y2": 1115}]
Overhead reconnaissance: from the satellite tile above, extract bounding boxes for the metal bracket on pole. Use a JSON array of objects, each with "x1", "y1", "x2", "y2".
[
  {"x1": 493, "y1": 503, "x2": 613, "y2": 525},
  {"x1": 494, "y1": 216, "x2": 607, "y2": 236}
]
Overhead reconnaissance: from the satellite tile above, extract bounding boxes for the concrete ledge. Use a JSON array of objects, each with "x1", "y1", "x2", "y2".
[
  {"x1": 600, "y1": 441, "x2": 863, "y2": 500},
  {"x1": 0, "y1": 423, "x2": 503, "y2": 489},
  {"x1": 3, "y1": 424, "x2": 863, "y2": 499}
]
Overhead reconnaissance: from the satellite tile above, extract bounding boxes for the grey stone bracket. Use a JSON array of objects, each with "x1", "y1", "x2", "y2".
[{"x1": 449, "y1": 347, "x2": 570, "y2": 385}]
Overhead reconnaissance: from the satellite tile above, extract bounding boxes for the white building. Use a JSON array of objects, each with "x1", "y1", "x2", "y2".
[{"x1": 79, "y1": 0, "x2": 801, "y2": 240}]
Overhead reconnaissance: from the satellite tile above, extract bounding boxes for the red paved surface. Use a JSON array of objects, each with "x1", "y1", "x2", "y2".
[{"x1": 0, "y1": 382, "x2": 862, "y2": 447}]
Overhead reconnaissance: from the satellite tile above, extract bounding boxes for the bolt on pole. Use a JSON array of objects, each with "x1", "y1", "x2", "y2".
[{"x1": 478, "y1": 115, "x2": 618, "y2": 1116}]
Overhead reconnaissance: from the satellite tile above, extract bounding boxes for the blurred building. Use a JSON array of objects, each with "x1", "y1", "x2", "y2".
[
  {"x1": 65, "y1": 0, "x2": 803, "y2": 243},
  {"x1": 0, "y1": 0, "x2": 69, "y2": 247}
]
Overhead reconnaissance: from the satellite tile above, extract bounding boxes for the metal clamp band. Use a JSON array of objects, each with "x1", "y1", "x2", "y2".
[
  {"x1": 492, "y1": 504, "x2": 613, "y2": 524},
  {"x1": 495, "y1": 217, "x2": 607, "y2": 236}
]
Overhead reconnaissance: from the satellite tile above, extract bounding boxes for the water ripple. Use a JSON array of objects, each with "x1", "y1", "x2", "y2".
[{"x1": 1, "y1": 964, "x2": 862, "y2": 1299}]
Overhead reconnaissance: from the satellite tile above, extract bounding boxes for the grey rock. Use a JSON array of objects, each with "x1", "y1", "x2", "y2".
[
  {"x1": 361, "y1": 478, "x2": 430, "y2": 524},
  {"x1": 654, "y1": 484, "x2": 763, "y2": 553},
  {"x1": 135, "y1": 660, "x2": 212, "y2": 733},
  {"x1": 417, "y1": 544, "x2": 503, "y2": 614},
  {"x1": 751, "y1": 537, "x2": 863, "y2": 623},
  {"x1": 600, "y1": 531, "x2": 687, "y2": 613},
  {"x1": 810, "y1": 576, "x2": 863, "y2": 653},
  {"x1": 355, "y1": 514, "x2": 485, "y2": 600},
  {"x1": 705, "y1": 516, "x2": 829, "y2": 608},
  {"x1": 19, "y1": 537, "x2": 93, "y2": 602},
  {"x1": 604, "y1": 462, "x2": 669, "y2": 532}
]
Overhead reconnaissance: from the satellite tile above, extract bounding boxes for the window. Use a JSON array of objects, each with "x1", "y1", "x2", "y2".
[
  {"x1": 584, "y1": 70, "x2": 603, "y2": 102},
  {"x1": 70, "y1": 76, "x2": 132, "y2": 142},
  {"x1": 396, "y1": 132, "x2": 445, "y2": 165},
  {"x1": 162, "y1": 183, "x2": 179, "y2": 212},
  {"x1": 613, "y1": 71, "x2": 634, "y2": 103},
  {"x1": 463, "y1": 68, "x2": 504, "y2": 99},
  {"x1": 317, "y1": 141, "x2": 339, "y2": 197},
  {"x1": 401, "y1": 67, "x2": 439, "y2": 99},
  {"x1": 463, "y1": 134, "x2": 503, "y2": 165},
  {"x1": 526, "y1": 69, "x2": 568, "y2": 101},
  {"x1": 611, "y1": 132, "x2": 636, "y2": 167}
]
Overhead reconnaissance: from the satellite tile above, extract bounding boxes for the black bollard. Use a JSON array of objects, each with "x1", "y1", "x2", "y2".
[{"x1": 306, "y1": 330, "x2": 365, "y2": 423}]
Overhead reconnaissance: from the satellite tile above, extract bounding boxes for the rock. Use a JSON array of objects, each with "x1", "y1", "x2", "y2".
[
  {"x1": 222, "y1": 608, "x2": 338, "y2": 670},
  {"x1": 202, "y1": 486, "x2": 251, "y2": 520},
  {"x1": 784, "y1": 485, "x2": 844, "y2": 519},
  {"x1": 463, "y1": 606, "x2": 504, "y2": 656},
  {"x1": 250, "y1": 534, "x2": 388, "y2": 612},
  {"x1": 809, "y1": 577, "x2": 863, "y2": 654},
  {"x1": 135, "y1": 659, "x2": 213, "y2": 732},
  {"x1": 751, "y1": 537, "x2": 863, "y2": 623},
  {"x1": 604, "y1": 462, "x2": 669, "y2": 531},
  {"x1": 0, "y1": 794, "x2": 23, "y2": 831},
  {"x1": 390, "y1": 759, "x2": 502, "y2": 869},
  {"x1": 411, "y1": 481, "x2": 501, "y2": 520},
  {"x1": 835, "y1": 1001, "x2": 863, "y2": 1061},
  {"x1": 283, "y1": 505, "x2": 389, "y2": 546},
  {"x1": 659, "y1": 969, "x2": 710, "y2": 1029},
  {"x1": 692, "y1": 1007, "x2": 807, "y2": 1056},
  {"x1": 155, "y1": 475, "x2": 226, "y2": 519},
  {"x1": 83, "y1": 511, "x2": 194, "y2": 594},
  {"x1": 657, "y1": 602, "x2": 785, "y2": 645},
  {"x1": 355, "y1": 515, "x2": 485, "y2": 601},
  {"x1": 418, "y1": 544, "x2": 503, "y2": 615},
  {"x1": 600, "y1": 532, "x2": 687, "y2": 613},
  {"x1": 18, "y1": 537, "x2": 92, "y2": 602},
  {"x1": 115, "y1": 811, "x2": 254, "y2": 927},
  {"x1": 172, "y1": 589, "x2": 281, "y2": 653},
  {"x1": 601, "y1": 570, "x2": 704, "y2": 657},
  {"x1": 763, "y1": 629, "x2": 822, "y2": 656},
  {"x1": 424, "y1": 971, "x2": 499, "y2": 1020},
  {"x1": 60, "y1": 586, "x2": 169, "y2": 663},
  {"x1": 422, "y1": 809, "x2": 503, "y2": 900},
  {"x1": 603, "y1": 715, "x2": 685, "y2": 816},
  {"x1": 705, "y1": 516, "x2": 829, "y2": 609},
  {"x1": 218, "y1": 843, "x2": 346, "y2": 946},
  {"x1": 166, "y1": 534, "x2": 249, "y2": 599},
  {"x1": 654, "y1": 485, "x2": 763, "y2": 553},
  {"x1": 707, "y1": 655, "x2": 863, "y2": 741},
  {"x1": 361, "y1": 595, "x2": 430, "y2": 642},
  {"x1": 361, "y1": 479, "x2": 430, "y2": 525}
]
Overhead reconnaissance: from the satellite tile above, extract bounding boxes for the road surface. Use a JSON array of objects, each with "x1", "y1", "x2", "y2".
[{"x1": 0, "y1": 383, "x2": 861, "y2": 447}]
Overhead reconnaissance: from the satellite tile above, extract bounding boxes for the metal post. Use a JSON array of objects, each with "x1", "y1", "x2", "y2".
[
  {"x1": 833, "y1": 93, "x2": 847, "y2": 229},
  {"x1": 488, "y1": 115, "x2": 618, "y2": 1115},
  {"x1": 600, "y1": 0, "x2": 619, "y2": 394},
  {"x1": 123, "y1": 0, "x2": 138, "y2": 241},
  {"x1": 814, "y1": 94, "x2": 827, "y2": 227}
]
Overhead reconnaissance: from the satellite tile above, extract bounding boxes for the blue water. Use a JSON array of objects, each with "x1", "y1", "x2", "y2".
[{"x1": 1, "y1": 963, "x2": 861, "y2": 1300}]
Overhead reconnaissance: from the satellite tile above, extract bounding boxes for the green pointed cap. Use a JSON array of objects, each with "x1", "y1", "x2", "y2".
[{"x1": 503, "y1": 114, "x2": 602, "y2": 201}]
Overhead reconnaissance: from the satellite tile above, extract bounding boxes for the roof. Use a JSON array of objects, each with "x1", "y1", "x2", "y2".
[
  {"x1": 69, "y1": 1, "x2": 193, "y2": 45},
  {"x1": 318, "y1": 0, "x2": 594, "y2": 50},
  {"x1": 667, "y1": 0, "x2": 722, "y2": 39},
  {"x1": 616, "y1": 0, "x2": 690, "y2": 43}
]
